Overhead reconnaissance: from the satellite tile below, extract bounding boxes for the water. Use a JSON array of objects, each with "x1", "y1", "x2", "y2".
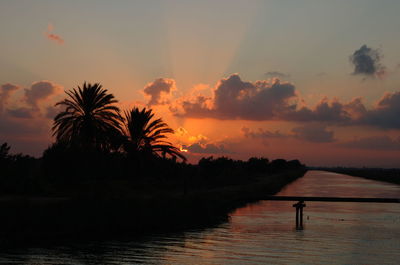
[{"x1": 1, "y1": 171, "x2": 399, "y2": 264}]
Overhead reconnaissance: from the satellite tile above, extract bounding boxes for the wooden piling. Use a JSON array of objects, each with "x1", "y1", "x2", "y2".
[
  {"x1": 293, "y1": 201, "x2": 306, "y2": 230},
  {"x1": 266, "y1": 196, "x2": 399, "y2": 230}
]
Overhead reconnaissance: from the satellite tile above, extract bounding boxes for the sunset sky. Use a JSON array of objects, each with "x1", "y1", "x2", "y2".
[{"x1": 1, "y1": 0, "x2": 400, "y2": 167}]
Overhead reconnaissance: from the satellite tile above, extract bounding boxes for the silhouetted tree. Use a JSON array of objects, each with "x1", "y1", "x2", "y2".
[
  {"x1": 247, "y1": 157, "x2": 269, "y2": 173},
  {"x1": 269, "y1": 159, "x2": 288, "y2": 172},
  {"x1": 0, "y1": 142, "x2": 11, "y2": 161},
  {"x1": 287, "y1": 159, "x2": 303, "y2": 169},
  {"x1": 0, "y1": 143, "x2": 39, "y2": 194},
  {"x1": 122, "y1": 107, "x2": 186, "y2": 161},
  {"x1": 52, "y1": 82, "x2": 123, "y2": 151}
]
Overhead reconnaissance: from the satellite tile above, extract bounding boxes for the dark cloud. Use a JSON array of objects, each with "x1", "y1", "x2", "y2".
[
  {"x1": 0, "y1": 109, "x2": 51, "y2": 157},
  {"x1": 286, "y1": 94, "x2": 399, "y2": 130},
  {"x1": 144, "y1": 78, "x2": 176, "y2": 105},
  {"x1": 292, "y1": 124, "x2": 335, "y2": 143},
  {"x1": 284, "y1": 97, "x2": 363, "y2": 123},
  {"x1": 0, "y1": 83, "x2": 19, "y2": 94},
  {"x1": 0, "y1": 115, "x2": 51, "y2": 156},
  {"x1": 171, "y1": 74, "x2": 400, "y2": 130},
  {"x1": 0, "y1": 80, "x2": 61, "y2": 156},
  {"x1": 265, "y1": 71, "x2": 290, "y2": 78},
  {"x1": 173, "y1": 74, "x2": 296, "y2": 120},
  {"x1": 241, "y1": 124, "x2": 336, "y2": 143},
  {"x1": 361, "y1": 91, "x2": 400, "y2": 129},
  {"x1": 8, "y1": 107, "x2": 35, "y2": 119},
  {"x1": 0, "y1": 114, "x2": 48, "y2": 136},
  {"x1": 24, "y1": 81, "x2": 61, "y2": 109},
  {"x1": 349, "y1": 45, "x2": 385, "y2": 78},
  {"x1": 1, "y1": 81, "x2": 61, "y2": 120},
  {"x1": 0, "y1": 83, "x2": 19, "y2": 112},
  {"x1": 339, "y1": 136, "x2": 400, "y2": 151},
  {"x1": 183, "y1": 143, "x2": 229, "y2": 154},
  {"x1": 241, "y1": 127, "x2": 286, "y2": 138}
]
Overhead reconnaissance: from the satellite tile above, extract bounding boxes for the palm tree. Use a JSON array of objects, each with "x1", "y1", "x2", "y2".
[
  {"x1": 123, "y1": 107, "x2": 186, "y2": 161},
  {"x1": 52, "y1": 82, "x2": 123, "y2": 151}
]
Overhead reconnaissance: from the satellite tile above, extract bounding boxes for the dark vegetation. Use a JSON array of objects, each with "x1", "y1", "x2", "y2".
[
  {"x1": 0, "y1": 83, "x2": 306, "y2": 246},
  {"x1": 316, "y1": 167, "x2": 400, "y2": 185}
]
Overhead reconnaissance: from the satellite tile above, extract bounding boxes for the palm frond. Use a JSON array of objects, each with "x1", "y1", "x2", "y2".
[
  {"x1": 122, "y1": 107, "x2": 186, "y2": 161},
  {"x1": 52, "y1": 82, "x2": 123, "y2": 151}
]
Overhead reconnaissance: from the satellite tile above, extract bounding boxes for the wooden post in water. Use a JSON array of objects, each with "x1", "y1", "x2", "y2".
[
  {"x1": 299, "y1": 202, "x2": 305, "y2": 228},
  {"x1": 264, "y1": 196, "x2": 399, "y2": 230},
  {"x1": 293, "y1": 201, "x2": 306, "y2": 230}
]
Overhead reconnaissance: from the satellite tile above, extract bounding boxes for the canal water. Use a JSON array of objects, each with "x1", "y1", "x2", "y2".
[{"x1": 1, "y1": 170, "x2": 399, "y2": 264}]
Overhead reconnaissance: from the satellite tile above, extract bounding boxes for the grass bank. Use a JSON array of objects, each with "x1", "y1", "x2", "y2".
[{"x1": 0, "y1": 168, "x2": 306, "y2": 247}]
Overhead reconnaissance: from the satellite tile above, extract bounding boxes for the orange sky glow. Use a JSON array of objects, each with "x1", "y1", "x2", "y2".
[{"x1": 1, "y1": 1, "x2": 400, "y2": 167}]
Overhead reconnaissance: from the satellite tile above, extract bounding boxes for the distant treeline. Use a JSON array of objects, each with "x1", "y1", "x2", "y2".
[
  {"x1": 0, "y1": 158, "x2": 306, "y2": 246},
  {"x1": 0, "y1": 141, "x2": 304, "y2": 197},
  {"x1": 0, "y1": 143, "x2": 40, "y2": 195},
  {"x1": 0, "y1": 141, "x2": 308, "y2": 245},
  {"x1": 313, "y1": 166, "x2": 400, "y2": 185}
]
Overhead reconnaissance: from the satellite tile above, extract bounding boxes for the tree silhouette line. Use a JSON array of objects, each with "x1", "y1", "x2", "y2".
[
  {"x1": 1, "y1": 82, "x2": 304, "y2": 196},
  {"x1": 52, "y1": 82, "x2": 185, "y2": 160}
]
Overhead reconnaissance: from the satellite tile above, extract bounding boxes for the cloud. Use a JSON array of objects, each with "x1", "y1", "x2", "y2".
[
  {"x1": 241, "y1": 127, "x2": 286, "y2": 138},
  {"x1": 175, "y1": 127, "x2": 188, "y2": 137},
  {"x1": 0, "y1": 115, "x2": 48, "y2": 136},
  {"x1": 170, "y1": 74, "x2": 400, "y2": 130},
  {"x1": 339, "y1": 136, "x2": 400, "y2": 151},
  {"x1": 175, "y1": 128, "x2": 231, "y2": 155},
  {"x1": 0, "y1": 80, "x2": 63, "y2": 156},
  {"x1": 291, "y1": 124, "x2": 335, "y2": 143},
  {"x1": 361, "y1": 91, "x2": 400, "y2": 129},
  {"x1": 45, "y1": 23, "x2": 64, "y2": 44},
  {"x1": 172, "y1": 74, "x2": 297, "y2": 120},
  {"x1": 265, "y1": 71, "x2": 290, "y2": 78},
  {"x1": 183, "y1": 143, "x2": 229, "y2": 154},
  {"x1": 0, "y1": 111, "x2": 52, "y2": 157},
  {"x1": 284, "y1": 97, "x2": 363, "y2": 123},
  {"x1": 45, "y1": 105, "x2": 64, "y2": 119},
  {"x1": 284, "y1": 93, "x2": 400, "y2": 130},
  {"x1": 0, "y1": 83, "x2": 19, "y2": 112},
  {"x1": 349, "y1": 45, "x2": 385, "y2": 78},
  {"x1": 188, "y1": 134, "x2": 208, "y2": 144},
  {"x1": 8, "y1": 107, "x2": 35, "y2": 119},
  {"x1": 24, "y1": 81, "x2": 61, "y2": 109},
  {"x1": 143, "y1": 78, "x2": 176, "y2": 105},
  {"x1": 168, "y1": 74, "x2": 400, "y2": 131},
  {"x1": 242, "y1": 124, "x2": 335, "y2": 143}
]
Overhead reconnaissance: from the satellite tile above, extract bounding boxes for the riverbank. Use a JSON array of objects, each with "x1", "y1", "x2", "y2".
[
  {"x1": 321, "y1": 168, "x2": 400, "y2": 185},
  {"x1": 0, "y1": 168, "x2": 306, "y2": 247}
]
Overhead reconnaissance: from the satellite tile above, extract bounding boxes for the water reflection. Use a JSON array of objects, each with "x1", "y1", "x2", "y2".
[{"x1": 1, "y1": 171, "x2": 399, "y2": 264}]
